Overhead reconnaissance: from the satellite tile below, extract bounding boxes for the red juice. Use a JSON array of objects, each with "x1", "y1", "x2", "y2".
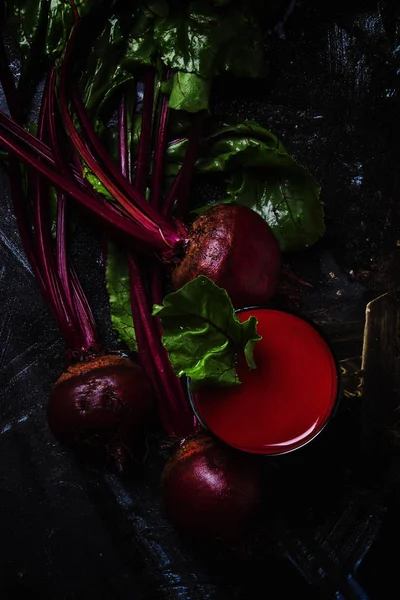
[{"x1": 193, "y1": 308, "x2": 339, "y2": 455}]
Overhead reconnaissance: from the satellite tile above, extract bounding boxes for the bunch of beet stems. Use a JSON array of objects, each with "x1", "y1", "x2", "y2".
[
  {"x1": 0, "y1": 8, "x2": 203, "y2": 437},
  {"x1": 0, "y1": 61, "x2": 101, "y2": 363}
]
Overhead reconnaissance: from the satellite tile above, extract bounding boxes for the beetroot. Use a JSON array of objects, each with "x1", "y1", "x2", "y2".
[
  {"x1": 171, "y1": 204, "x2": 282, "y2": 308},
  {"x1": 161, "y1": 432, "x2": 263, "y2": 542},
  {"x1": 47, "y1": 354, "x2": 155, "y2": 469}
]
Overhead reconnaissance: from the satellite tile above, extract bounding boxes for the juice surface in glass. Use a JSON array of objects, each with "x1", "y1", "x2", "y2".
[{"x1": 193, "y1": 308, "x2": 339, "y2": 455}]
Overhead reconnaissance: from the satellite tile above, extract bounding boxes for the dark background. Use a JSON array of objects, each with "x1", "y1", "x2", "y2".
[{"x1": 1, "y1": 0, "x2": 400, "y2": 598}]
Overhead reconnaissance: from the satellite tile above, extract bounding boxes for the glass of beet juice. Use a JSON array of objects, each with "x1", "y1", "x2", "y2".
[{"x1": 190, "y1": 307, "x2": 340, "y2": 456}]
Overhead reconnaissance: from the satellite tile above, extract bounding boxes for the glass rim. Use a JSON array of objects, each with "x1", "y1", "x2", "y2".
[{"x1": 186, "y1": 305, "x2": 342, "y2": 457}]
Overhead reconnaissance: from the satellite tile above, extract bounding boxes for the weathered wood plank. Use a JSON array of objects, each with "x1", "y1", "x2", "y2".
[{"x1": 361, "y1": 293, "x2": 400, "y2": 456}]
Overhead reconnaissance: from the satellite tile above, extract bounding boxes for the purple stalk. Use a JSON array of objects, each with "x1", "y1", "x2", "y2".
[
  {"x1": 119, "y1": 98, "x2": 169, "y2": 426},
  {"x1": 118, "y1": 100, "x2": 129, "y2": 180},
  {"x1": 128, "y1": 255, "x2": 193, "y2": 437},
  {"x1": 70, "y1": 86, "x2": 176, "y2": 236},
  {"x1": 46, "y1": 70, "x2": 75, "y2": 316},
  {"x1": 0, "y1": 108, "x2": 88, "y2": 185},
  {"x1": 0, "y1": 54, "x2": 105, "y2": 355},
  {"x1": 0, "y1": 109, "x2": 63, "y2": 166},
  {"x1": 32, "y1": 84, "x2": 83, "y2": 351},
  {"x1": 33, "y1": 170, "x2": 82, "y2": 349},
  {"x1": 162, "y1": 168, "x2": 183, "y2": 218},
  {"x1": 56, "y1": 27, "x2": 175, "y2": 240},
  {"x1": 56, "y1": 192, "x2": 74, "y2": 311},
  {"x1": 118, "y1": 97, "x2": 193, "y2": 436},
  {"x1": 47, "y1": 72, "x2": 101, "y2": 352},
  {"x1": 128, "y1": 255, "x2": 174, "y2": 434},
  {"x1": 7, "y1": 160, "x2": 45, "y2": 288},
  {"x1": 61, "y1": 92, "x2": 159, "y2": 232},
  {"x1": 0, "y1": 117, "x2": 171, "y2": 249},
  {"x1": 163, "y1": 113, "x2": 205, "y2": 218},
  {"x1": 0, "y1": 56, "x2": 76, "y2": 345},
  {"x1": 135, "y1": 68, "x2": 155, "y2": 196},
  {"x1": 150, "y1": 94, "x2": 169, "y2": 210},
  {"x1": 69, "y1": 264, "x2": 99, "y2": 352}
]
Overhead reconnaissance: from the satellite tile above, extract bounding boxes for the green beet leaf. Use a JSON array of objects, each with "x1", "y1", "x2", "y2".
[
  {"x1": 77, "y1": 16, "x2": 135, "y2": 118},
  {"x1": 152, "y1": 275, "x2": 261, "y2": 388},
  {"x1": 106, "y1": 241, "x2": 137, "y2": 353},
  {"x1": 120, "y1": 4, "x2": 158, "y2": 70},
  {"x1": 46, "y1": 0, "x2": 99, "y2": 58},
  {"x1": 83, "y1": 167, "x2": 115, "y2": 201},
  {"x1": 153, "y1": 2, "x2": 266, "y2": 79},
  {"x1": 168, "y1": 72, "x2": 211, "y2": 113},
  {"x1": 153, "y1": 1, "x2": 267, "y2": 112},
  {"x1": 196, "y1": 121, "x2": 325, "y2": 252}
]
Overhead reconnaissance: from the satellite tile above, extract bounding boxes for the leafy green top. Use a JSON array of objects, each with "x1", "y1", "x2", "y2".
[
  {"x1": 153, "y1": 276, "x2": 261, "y2": 388},
  {"x1": 106, "y1": 241, "x2": 138, "y2": 353}
]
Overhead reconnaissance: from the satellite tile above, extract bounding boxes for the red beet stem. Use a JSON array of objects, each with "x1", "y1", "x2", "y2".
[
  {"x1": 32, "y1": 82, "x2": 86, "y2": 350},
  {"x1": 163, "y1": 112, "x2": 205, "y2": 218},
  {"x1": 70, "y1": 85, "x2": 176, "y2": 237},
  {"x1": 45, "y1": 17, "x2": 179, "y2": 249},
  {"x1": 62, "y1": 91, "x2": 159, "y2": 232},
  {"x1": 118, "y1": 99, "x2": 129, "y2": 180},
  {"x1": 0, "y1": 116, "x2": 172, "y2": 249},
  {"x1": 56, "y1": 191, "x2": 73, "y2": 307},
  {"x1": 117, "y1": 99, "x2": 193, "y2": 436},
  {"x1": 0, "y1": 62, "x2": 98, "y2": 353},
  {"x1": 0, "y1": 108, "x2": 91, "y2": 186},
  {"x1": 118, "y1": 98, "x2": 171, "y2": 430},
  {"x1": 0, "y1": 109, "x2": 60, "y2": 165},
  {"x1": 150, "y1": 93, "x2": 170, "y2": 209},
  {"x1": 128, "y1": 255, "x2": 193, "y2": 436},
  {"x1": 128, "y1": 255, "x2": 174, "y2": 434},
  {"x1": 135, "y1": 68, "x2": 155, "y2": 196},
  {"x1": 68, "y1": 264, "x2": 99, "y2": 352},
  {"x1": 7, "y1": 160, "x2": 45, "y2": 286},
  {"x1": 47, "y1": 70, "x2": 76, "y2": 317}
]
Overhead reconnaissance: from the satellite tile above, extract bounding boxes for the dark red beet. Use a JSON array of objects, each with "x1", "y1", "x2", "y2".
[
  {"x1": 161, "y1": 432, "x2": 263, "y2": 541},
  {"x1": 171, "y1": 204, "x2": 282, "y2": 308},
  {"x1": 47, "y1": 354, "x2": 155, "y2": 470}
]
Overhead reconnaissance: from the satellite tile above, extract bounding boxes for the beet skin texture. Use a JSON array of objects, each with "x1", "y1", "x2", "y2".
[
  {"x1": 172, "y1": 203, "x2": 282, "y2": 308},
  {"x1": 47, "y1": 354, "x2": 155, "y2": 469},
  {"x1": 161, "y1": 432, "x2": 263, "y2": 542}
]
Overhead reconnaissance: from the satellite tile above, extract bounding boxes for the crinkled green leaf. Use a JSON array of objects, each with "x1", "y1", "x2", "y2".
[
  {"x1": 168, "y1": 72, "x2": 211, "y2": 113},
  {"x1": 124, "y1": 31, "x2": 156, "y2": 69},
  {"x1": 196, "y1": 121, "x2": 325, "y2": 252},
  {"x1": 83, "y1": 167, "x2": 115, "y2": 201},
  {"x1": 152, "y1": 275, "x2": 261, "y2": 388},
  {"x1": 78, "y1": 17, "x2": 135, "y2": 117},
  {"x1": 46, "y1": 0, "x2": 99, "y2": 58},
  {"x1": 106, "y1": 241, "x2": 137, "y2": 353},
  {"x1": 121, "y1": 5, "x2": 158, "y2": 69},
  {"x1": 153, "y1": 2, "x2": 267, "y2": 81},
  {"x1": 228, "y1": 169, "x2": 324, "y2": 253}
]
